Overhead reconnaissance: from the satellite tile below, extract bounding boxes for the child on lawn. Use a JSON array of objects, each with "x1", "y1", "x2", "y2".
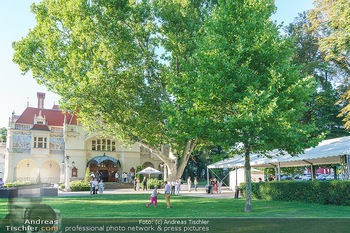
[
  {"x1": 145, "y1": 185, "x2": 159, "y2": 208},
  {"x1": 98, "y1": 180, "x2": 105, "y2": 194}
]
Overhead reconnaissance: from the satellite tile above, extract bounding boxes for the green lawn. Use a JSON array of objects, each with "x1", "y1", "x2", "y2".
[{"x1": 1, "y1": 194, "x2": 350, "y2": 218}]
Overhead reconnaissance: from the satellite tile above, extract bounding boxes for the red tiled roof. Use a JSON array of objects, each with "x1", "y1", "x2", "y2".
[
  {"x1": 52, "y1": 105, "x2": 60, "y2": 110},
  {"x1": 31, "y1": 124, "x2": 50, "y2": 131},
  {"x1": 16, "y1": 107, "x2": 78, "y2": 126}
]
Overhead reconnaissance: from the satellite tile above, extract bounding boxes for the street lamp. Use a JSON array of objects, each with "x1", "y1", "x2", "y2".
[{"x1": 64, "y1": 155, "x2": 71, "y2": 190}]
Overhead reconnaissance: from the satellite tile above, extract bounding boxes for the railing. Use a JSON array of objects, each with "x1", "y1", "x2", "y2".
[
  {"x1": 51, "y1": 127, "x2": 63, "y2": 133},
  {"x1": 15, "y1": 124, "x2": 31, "y2": 130}
]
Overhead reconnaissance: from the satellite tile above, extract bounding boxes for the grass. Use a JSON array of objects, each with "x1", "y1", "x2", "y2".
[{"x1": 1, "y1": 194, "x2": 350, "y2": 218}]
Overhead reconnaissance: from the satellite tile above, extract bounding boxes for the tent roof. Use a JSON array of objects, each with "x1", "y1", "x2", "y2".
[
  {"x1": 137, "y1": 167, "x2": 163, "y2": 174},
  {"x1": 208, "y1": 136, "x2": 350, "y2": 169}
]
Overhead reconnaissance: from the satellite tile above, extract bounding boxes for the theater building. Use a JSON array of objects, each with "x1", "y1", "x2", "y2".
[{"x1": 4, "y1": 92, "x2": 162, "y2": 183}]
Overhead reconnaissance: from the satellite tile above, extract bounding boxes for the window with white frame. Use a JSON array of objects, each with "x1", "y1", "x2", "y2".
[
  {"x1": 34, "y1": 137, "x2": 47, "y2": 148},
  {"x1": 92, "y1": 139, "x2": 117, "y2": 151}
]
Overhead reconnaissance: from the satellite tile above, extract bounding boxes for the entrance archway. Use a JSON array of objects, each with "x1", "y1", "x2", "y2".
[
  {"x1": 87, "y1": 156, "x2": 121, "y2": 182},
  {"x1": 17, "y1": 159, "x2": 38, "y2": 182},
  {"x1": 40, "y1": 160, "x2": 60, "y2": 183}
]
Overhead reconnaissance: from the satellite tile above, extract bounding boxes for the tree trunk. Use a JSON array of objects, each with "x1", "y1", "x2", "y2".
[{"x1": 244, "y1": 149, "x2": 252, "y2": 212}]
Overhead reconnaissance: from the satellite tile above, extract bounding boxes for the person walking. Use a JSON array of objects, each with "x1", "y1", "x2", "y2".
[
  {"x1": 164, "y1": 181, "x2": 172, "y2": 208},
  {"x1": 194, "y1": 177, "x2": 198, "y2": 191},
  {"x1": 187, "y1": 176, "x2": 191, "y2": 192},
  {"x1": 145, "y1": 185, "x2": 159, "y2": 208}
]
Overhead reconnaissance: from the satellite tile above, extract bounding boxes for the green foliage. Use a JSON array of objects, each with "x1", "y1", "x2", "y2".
[
  {"x1": 240, "y1": 180, "x2": 350, "y2": 206},
  {"x1": 0, "y1": 127, "x2": 6, "y2": 142},
  {"x1": 139, "y1": 178, "x2": 163, "y2": 189},
  {"x1": 4, "y1": 181, "x2": 34, "y2": 188},
  {"x1": 136, "y1": 165, "x2": 143, "y2": 181},
  {"x1": 84, "y1": 167, "x2": 91, "y2": 183},
  {"x1": 60, "y1": 180, "x2": 90, "y2": 191}
]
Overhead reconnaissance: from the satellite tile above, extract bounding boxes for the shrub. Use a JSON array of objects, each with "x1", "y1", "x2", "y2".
[
  {"x1": 140, "y1": 178, "x2": 163, "y2": 189},
  {"x1": 240, "y1": 180, "x2": 350, "y2": 206},
  {"x1": 4, "y1": 181, "x2": 34, "y2": 188},
  {"x1": 60, "y1": 180, "x2": 90, "y2": 191}
]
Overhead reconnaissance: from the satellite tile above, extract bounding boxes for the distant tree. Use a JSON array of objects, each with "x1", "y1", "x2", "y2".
[
  {"x1": 286, "y1": 11, "x2": 348, "y2": 139},
  {"x1": 308, "y1": 0, "x2": 350, "y2": 128},
  {"x1": 0, "y1": 127, "x2": 7, "y2": 143}
]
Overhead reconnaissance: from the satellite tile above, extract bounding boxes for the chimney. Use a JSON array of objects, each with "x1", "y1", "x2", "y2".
[{"x1": 37, "y1": 92, "x2": 45, "y2": 109}]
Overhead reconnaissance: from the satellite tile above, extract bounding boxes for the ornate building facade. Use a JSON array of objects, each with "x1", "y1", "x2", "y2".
[{"x1": 4, "y1": 92, "x2": 162, "y2": 183}]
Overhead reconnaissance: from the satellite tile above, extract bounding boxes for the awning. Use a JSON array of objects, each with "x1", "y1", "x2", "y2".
[
  {"x1": 87, "y1": 156, "x2": 120, "y2": 167},
  {"x1": 208, "y1": 136, "x2": 350, "y2": 169}
]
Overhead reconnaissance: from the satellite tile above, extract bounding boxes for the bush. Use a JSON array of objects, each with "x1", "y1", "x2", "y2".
[
  {"x1": 140, "y1": 178, "x2": 163, "y2": 189},
  {"x1": 4, "y1": 181, "x2": 35, "y2": 188},
  {"x1": 240, "y1": 180, "x2": 350, "y2": 206},
  {"x1": 60, "y1": 180, "x2": 90, "y2": 191}
]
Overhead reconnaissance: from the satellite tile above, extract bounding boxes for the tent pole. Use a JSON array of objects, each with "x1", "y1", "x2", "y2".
[
  {"x1": 278, "y1": 162, "x2": 281, "y2": 181},
  {"x1": 235, "y1": 166, "x2": 238, "y2": 189},
  {"x1": 347, "y1": 155, "x2": 350, "y2": 180},
  {"x1": 207, "y1": 167, "x2": 209, "y2": 186}
]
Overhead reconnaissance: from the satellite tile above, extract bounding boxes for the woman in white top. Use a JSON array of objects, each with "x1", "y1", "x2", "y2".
[{"x1": 187, "y1": 176, "x2": 191, "y2": 192}]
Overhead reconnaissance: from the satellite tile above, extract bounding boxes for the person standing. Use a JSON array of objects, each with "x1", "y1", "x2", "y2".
[
  {"x1": 218, "y1": 180, "x2": 222, "y2": 194},
  {"x1": 134, "y1": 177, "x2": 137, "y2": 191},
  {"x1": 145, "y1": 185, "x2": 159, "y2": 208},
  {"x1": 187, "y1": 176, "x2": 192, "y2": 192},
  {"x1": 176, "y1": 178, "x2": 181, "y2": 195},
  {"x1": 92, "y1": 178, "x2": 98, "y2": 194},
  {"x1": 136, "y1": 178, "x2": 140, "y2": 191},
  {"x1": 171, "y1": 180, "x2": 176, "y2": 195},
  {"x1": 143, "y1": 177, "x2": 147, "y2": 190},
  {"x1": 100, "y1": 171, "x2": 103, "y2": 182},
  {"x1": 164, "y1": 181, "x2": 172, "y2": 208},
  {"x1": 194, "y1": 177, "x2": 198, "y2": 191},
  {"x1": 115, "y1": 172, "x2": 119, "y2": 183},
  {"x1": 98, "y1": 180, "x2": 105, "y2": 194},
  {"x1": 95, "y1": 171, "x2": 100, "y2": 181}
]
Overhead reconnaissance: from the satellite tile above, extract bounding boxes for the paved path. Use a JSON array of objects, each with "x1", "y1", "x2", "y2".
[{"x1": 59, "y1": 188, "x2": 235, "y2": 198}]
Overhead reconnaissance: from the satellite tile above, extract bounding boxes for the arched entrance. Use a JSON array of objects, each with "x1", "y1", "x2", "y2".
[
  {"x1": 87, "y1": 156, "x2": 121, "y2": 182},
  {"x1": 17, "y1": 159, "x2": 38, "y2": 182},
  {"x1": 40, "y1": 160, "x2": 60, "y2": 183}
]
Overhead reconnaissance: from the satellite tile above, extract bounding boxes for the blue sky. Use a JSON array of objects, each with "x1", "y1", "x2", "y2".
[{"x1": 0, "y1": 0, "x2": 314, "y2": 128}]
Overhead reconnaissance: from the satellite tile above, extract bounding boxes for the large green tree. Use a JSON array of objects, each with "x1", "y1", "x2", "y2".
[
  {"x1": 308, "y1": 0, "x2": 350, "y2": 127},
  {"x1": 12, "y1": 0, "x2": 213, "y2": 180},
  {"x1": 285, "y1": 11, "x2": 348, "y2": 139},
  {"x1": 167, "y1": 0, "x2": 322, "y2": 212}
]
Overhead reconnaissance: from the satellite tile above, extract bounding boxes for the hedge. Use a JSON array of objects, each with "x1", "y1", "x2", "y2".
[
  {"x1": 60, "y1": 180, "x2": 90, "y2": 191},
  {"x1": 140, "y1": 178, "x2": 163, "y2": 189},
  {"x1": 240, "y1": 180, "x2": 350, "y2": 206}
]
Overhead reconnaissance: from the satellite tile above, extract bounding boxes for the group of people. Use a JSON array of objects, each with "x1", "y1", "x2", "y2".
[
  {"x1": 114, "y1": 172, "x2": 134, "y2": 183},
  {"x1": 91, "y1": 171, "x2": 104, "y2": 181},
  {"x1": 145, "y1": 181, "x2": 172, "y2": 209},
  {"x1": 90, "y1": 178, "x2": 105, "y2": 195},
  {"x1": 133, "y1": 176, "x2": 148, "y2": 191},
  {"x1": 208, "y1": 178, "x2": 222, "y2": 194}
]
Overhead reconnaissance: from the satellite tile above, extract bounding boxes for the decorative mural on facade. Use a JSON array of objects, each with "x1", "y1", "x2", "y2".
[
  {"x1": 50, "y1": 137, "x2": 64, "y2": 150},
  {"x1": 12, "y1": 135, "x2": 31, "y2": 153}
]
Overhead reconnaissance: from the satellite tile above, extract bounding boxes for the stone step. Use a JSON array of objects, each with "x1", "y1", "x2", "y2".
[{"x1": 104, "y1": 182, "x2": 134, "y2": 189}]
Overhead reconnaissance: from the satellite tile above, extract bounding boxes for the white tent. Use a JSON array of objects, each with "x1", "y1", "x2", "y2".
[
  {"x1": 207, "y1": 136, "x2": 350, "y2": 183},
  {"x1": 208, "y1": 136, "x2": 350, "y2": 169},
  {"x1": 136, "y1": 167, "x2": 163, "y2": 189}
]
